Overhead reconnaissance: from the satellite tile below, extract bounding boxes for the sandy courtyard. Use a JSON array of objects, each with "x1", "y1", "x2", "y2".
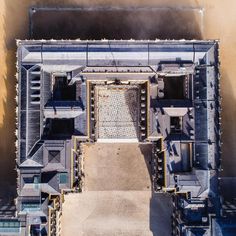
[
  {"x1": 62, "y1": 143, "x2": 172, "y2": 236},
  {"x1": 83, "y1": 143, "x2": 152, "y2": 191},
  {"x1": 62, "y1": 191, "x2": 172, "y2": 236}
]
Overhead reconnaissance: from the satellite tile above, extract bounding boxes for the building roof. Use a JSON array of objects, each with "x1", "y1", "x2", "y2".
[{"x1": 16, "y1": 40, "x2": 221, "y2": 235}]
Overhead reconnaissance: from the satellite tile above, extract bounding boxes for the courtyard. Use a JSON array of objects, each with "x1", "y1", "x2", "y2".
[
  {"x1": 95, "y1": 85, "x2": 140, "y2": 140},
  {"x1": 61, "y1": 143, "x2": 172, "y2": 236}
]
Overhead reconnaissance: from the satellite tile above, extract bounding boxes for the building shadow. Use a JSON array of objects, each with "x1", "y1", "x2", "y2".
[
  {"x1": 219, "y1": 69, "x2": 236, "y2": 216},
  {"x1": 139, "y1": 143, "x2": 173, "y2": 235},
  {"x1": 30, "y1": 7, "x2": 203, "y2": 40},
  {"x1": 0, "y1": 48, "x2": 17, "y2": 215}
]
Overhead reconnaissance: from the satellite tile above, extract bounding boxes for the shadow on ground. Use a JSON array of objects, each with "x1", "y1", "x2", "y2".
[
  {"x1": 139, "y1": 144, "x2": 173, "y2": 236},
  {"x1": 220, "y1": 69, "x2": 236, "y2": 204},
  {"x1": 0, "y1": 50, "x2": 17, "y2": 216},
  {"x1": 30, "y1": 7, "x2": 203, "y2": 40}
]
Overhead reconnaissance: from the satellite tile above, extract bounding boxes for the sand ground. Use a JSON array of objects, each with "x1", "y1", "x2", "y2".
[
  {"x1": 62, "y1": 191, "x2": 172, "y2": 236},
  {"x1": 83, "y1": 143, "x2": 152, "y2": 191}
]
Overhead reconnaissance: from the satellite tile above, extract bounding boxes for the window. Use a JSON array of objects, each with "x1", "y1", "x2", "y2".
[
  {"x1": 59, "y1": 173, "x2": 68, "y2": 184},
  {"x1": 22, "y1": 203, "x2": 40, "y2": 212}
]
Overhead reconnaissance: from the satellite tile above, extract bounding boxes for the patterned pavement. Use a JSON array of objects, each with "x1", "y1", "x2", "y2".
[{"x1": 95, "y1": 85, "x2": 139, "y2": 139}]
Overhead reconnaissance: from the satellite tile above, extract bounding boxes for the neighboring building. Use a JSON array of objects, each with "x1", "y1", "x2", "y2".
[{"x1": 1, "y1": 40, "x2": 222, "y2": 235}]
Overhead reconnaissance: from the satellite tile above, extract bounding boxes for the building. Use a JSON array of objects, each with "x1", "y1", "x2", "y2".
[{"x1": 0, "y1": 40, "x2": 222, "y2": 235}]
